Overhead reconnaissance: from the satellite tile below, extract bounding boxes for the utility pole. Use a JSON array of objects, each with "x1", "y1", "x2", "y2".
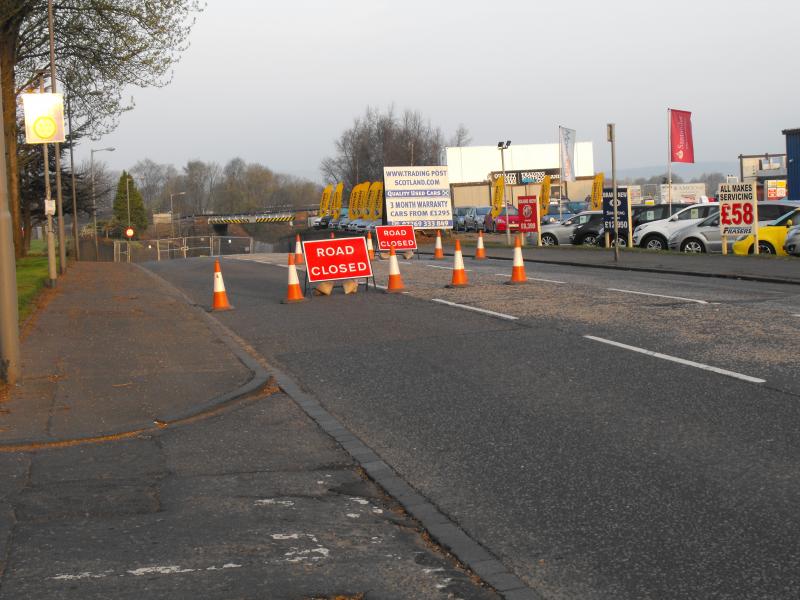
[
  {"x1": 126, "y1": 175, "x2": 131, "y2": 227},
  {"x1": 0, "y1": 63, "x2": 21, "y2": 385},
  {"x1": 48, "y1": 0, "x2": 67, "y2": 274},
  {"x1": 66, "y1": 91, "x2": 79, "y2": 260},
  {"x1": 498, "y1": 140, "x2": 512, "y2": 246},
  {"x1": 40, "y1": 73, "x2": 58, "y2": 287},
  {"x1": 608, "y1": 123, "x2": 619, "y2": 263}
]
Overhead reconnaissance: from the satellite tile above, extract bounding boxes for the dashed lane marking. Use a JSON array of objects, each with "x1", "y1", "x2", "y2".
[
  {"x1": 431, "y1": 299, "x2": 518, "y2": 321},
  {"x1": 584, "y1": 335, "x2": 765, "y2": 384},
  {"x1": 607, "y1": 288, "x2": 709, "y2": 304}
]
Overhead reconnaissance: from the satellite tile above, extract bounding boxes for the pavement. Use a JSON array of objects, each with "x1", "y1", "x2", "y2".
[{"x1": 0, "y1": 262, "x2": 505, "y2": 599}]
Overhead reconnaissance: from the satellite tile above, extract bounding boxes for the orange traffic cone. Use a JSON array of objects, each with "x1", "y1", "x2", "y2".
[
  {"x1": 366, "y1": 231, "x2": 375, "y2": 260},
  {"x1": 507, "y1": 234, "x2": 527, "y2": 284},
  {"x1": 282, "y1": 253, "x2": 306, "y2": 303},
  {"x1": 386, "y1": 247, "x2": 405, "y2": 293},
  {"x1": 330, "y1": 232, "x2": 336, "y2": 239},
  {"x1": 211, "y1": 259, "x2": 233, "y2": 311},
  {"x1": 294, "y1": 234, "x2": 304, "y2": 265},
  {"x1": 475, "y1": 230, "x2": 487, "y2": 260},
  {"x1": 433, "y1": 230, "x2": 444, "y2": 260},
  {"x1": 447, "y1": 240, "x2": 469, "y2": 288}
]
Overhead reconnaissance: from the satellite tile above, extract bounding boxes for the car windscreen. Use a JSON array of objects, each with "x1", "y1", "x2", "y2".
[{"x1": 477, "y1": 207, "x2": 491, "y2": 215}]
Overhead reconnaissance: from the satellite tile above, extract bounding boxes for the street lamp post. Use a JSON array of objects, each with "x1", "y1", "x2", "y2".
[
  {"x1": 90, "y1": 147, "x2": 115, "y2": 260},
  {"x1": 169, "y1": 192, "x2": 185, "y2": 238},
  {"x1": 497, "y1": 140, "x2": 512, "y2": 246}
]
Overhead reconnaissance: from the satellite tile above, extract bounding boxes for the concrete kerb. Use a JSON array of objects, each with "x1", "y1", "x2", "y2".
[
  {"x1": 418, "y1": 249, "x2": 800, "y2": 287},
  {"x1": 262, "y1": 353, "x2": 541, "y2": 599}
]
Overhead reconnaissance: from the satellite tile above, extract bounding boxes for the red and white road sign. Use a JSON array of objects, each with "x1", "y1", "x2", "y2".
[
  {"x1": 302, "y1": 237, "x2": 373, "y2": 283},
  {"x1": 375, "y1": 225, "x2": 417, "y2": 251},
  {"x1": 125, "y1": 227, "x2": 135, "y2": 239},
  {"x1": 517, "y1": 196, "x2": 539, "y2": 233}
]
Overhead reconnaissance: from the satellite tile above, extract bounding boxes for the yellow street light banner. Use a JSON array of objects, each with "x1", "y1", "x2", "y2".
[
  {"x1": 491, "y1": 176, "x2": 505, "y2": 218},
  {"x1": 331, "y1": 183, "x2": 343, "y2": 218},
  {"x1": 21, "y1": 92, "x2": 66, "y2": 144},
  {"x1": 539, "y1": 175, "x2": 551, "y2": 216},
  {"x1": 590, "y1": 173, "x2": 604, "y2": 211},
  {"x1": 319, "y1": 184, "x2": 333, "y2": 216}
]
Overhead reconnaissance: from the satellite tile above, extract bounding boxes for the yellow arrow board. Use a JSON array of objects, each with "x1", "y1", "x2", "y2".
[
  {"x1": 539, "y1": 175, "x2": 551, "y2": 216},
  {"x1": 319, "y1": 184, "x2": 333, "y2": 216},
  {"x1": 491, "y1": 176, "x2": 505, "y2": 218}
]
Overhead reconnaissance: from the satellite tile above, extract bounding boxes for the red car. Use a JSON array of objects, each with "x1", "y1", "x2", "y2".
[{"x1": 484, "y1": 206, "x2": 520, "y2": 232}]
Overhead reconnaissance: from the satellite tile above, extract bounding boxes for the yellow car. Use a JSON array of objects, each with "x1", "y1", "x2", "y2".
[{"x1": 732, "y1": 208, "x2": 800, "y2": 256}]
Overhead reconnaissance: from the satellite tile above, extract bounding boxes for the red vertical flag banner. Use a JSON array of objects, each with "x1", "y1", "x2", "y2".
[{"x1": 670, "y1": 109, "x2": 694, "y2": 163}]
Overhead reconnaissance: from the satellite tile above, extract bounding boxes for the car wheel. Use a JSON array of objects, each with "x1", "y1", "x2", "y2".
[
  {"x1": 643, "y1": 235, "x2": 667, "y2": 251},
  {"x1": 681, "y1": 238, "x2": 706, "y2": 253},
  {"x1": 758, "y1": 241, "x2": 775, "y2": 254},
  {"x1": 541, "y1": 233, "x2": 558, "y2": 246},
  {"x1": 582, "y1": 234, "x2": 597, "y2": 245}
]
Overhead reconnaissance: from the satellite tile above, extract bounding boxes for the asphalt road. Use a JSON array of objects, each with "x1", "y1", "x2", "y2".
[{"x1": 146, "y1": 254, "x2": 800, "y2": 599}]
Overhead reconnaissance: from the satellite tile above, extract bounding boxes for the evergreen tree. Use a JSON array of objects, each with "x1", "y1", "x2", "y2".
[{"x1": 113, "y1": 171, "x2": 148, "y2": 234}]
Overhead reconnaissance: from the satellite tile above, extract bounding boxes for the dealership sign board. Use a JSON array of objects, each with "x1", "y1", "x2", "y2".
[
  {"x1": 718, "y1": 182, "x2": 758, "y2": 236},
  {"x1": 602, "y1": 187, "x2": 631, "y2": 231},
  {"x1": 517, "y1": 196, "x2": 540, "y2": 233},
  {"x1": 375, "y1": 225, "x2": 417, "y2": 251},
  {"x1": 302, "y1": 237, "x2": 373, "y2": 283},
  {"x1": 383, "y1": 166, "x2": 453, "y2": 229}
]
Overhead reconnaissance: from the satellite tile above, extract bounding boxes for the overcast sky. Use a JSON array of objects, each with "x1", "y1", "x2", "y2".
[{"x1": 83, "y1": 0, "x2": 797, "y2": 182}]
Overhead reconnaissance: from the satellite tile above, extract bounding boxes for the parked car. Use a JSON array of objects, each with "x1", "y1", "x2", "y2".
[
  {"x1": 669, "y1": 201, "x2": 799, "y2": 254},
  {"x1": 632, "y1": 204, "x2": 719, "y2": 250},
  {"x1": 537, "y1": 211, "x2": 601, "y2": 246},
  {"x1": 485, "y1": 206, "x2": 520, "y2": 232},
  {"x1": 569, "y1": 212, "x2": 605, "y2": 245},
  {"x1": 733, "y1": 208, "x2": 800, "y2": 255},
  {"x1": 465, "y1": 206, "x2": 492, "y2": 231},
  {"x1": 453, "y1": 206, "x2": 473, "y2": 231},
  {"x1": 602, "y1": 203, "x2": 695, "y2": 246},
  {"x1": 783, "y1": 225, "x2": 800, "y2": 256},
  {"x1": 316, "y1": 214, "x2": 333, "y2": 229},
  {"x1": 336, "y1": 215, "x2": 353, "y2": 231}
]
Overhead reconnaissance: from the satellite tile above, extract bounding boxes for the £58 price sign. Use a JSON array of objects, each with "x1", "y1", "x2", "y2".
[{"x1": 718, "y1": 182, "x2": 757, "y2": 236}]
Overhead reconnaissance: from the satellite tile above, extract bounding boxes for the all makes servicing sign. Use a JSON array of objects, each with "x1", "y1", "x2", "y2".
[
  {"x1": 302, "y1": 237, "x2": 373, "y2": 283},
  {"x1": 383, "y1": 166, "x2": 453, "y2": 229}
]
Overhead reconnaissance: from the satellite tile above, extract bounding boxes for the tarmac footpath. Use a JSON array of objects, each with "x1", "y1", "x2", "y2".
[{"x1": 0, "y1": 262, "x2": 505, "y2": 599}]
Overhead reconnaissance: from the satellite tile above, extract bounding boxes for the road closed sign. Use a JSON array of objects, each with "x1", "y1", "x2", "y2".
[
  {"x1": 302, "y1": 237, "x2": 373, "y2": 283},
  {"x1": 375, "y1": 225, "x2": 417, "y2": 251},
  {"x1": 718, "y1": 182, "x2": 757, "y2": 235}
]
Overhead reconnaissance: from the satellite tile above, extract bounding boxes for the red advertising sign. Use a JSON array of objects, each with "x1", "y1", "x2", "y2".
[
  {"x1": 375, "y1": 225, "x2": 418, "y2": 251},
  {"x1": 517, "y1": 196, "x2": 539, "y2": 233},
  {"x1": 302, "y1": 237, "x2": 373, "y2": 283}
]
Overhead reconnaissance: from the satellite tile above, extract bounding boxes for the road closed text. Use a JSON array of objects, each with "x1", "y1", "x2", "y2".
[{"x1": 302, "y1": 238, "x2": 373, "y2": 283}]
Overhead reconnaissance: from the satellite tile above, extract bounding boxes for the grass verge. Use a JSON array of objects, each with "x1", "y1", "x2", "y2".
[{"x1": 15, "y1": 240, "x2": 52, "y2": 323}]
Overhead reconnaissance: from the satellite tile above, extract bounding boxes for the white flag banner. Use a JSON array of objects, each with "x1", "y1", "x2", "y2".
[{"x1": 559, "y1": 127, "x2": 576, "y2": 182}]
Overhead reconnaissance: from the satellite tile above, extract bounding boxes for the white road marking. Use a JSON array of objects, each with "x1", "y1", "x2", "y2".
[
  {"x1": 583, "y1": 335, "x2": 765, "y2": 384},
  {"x1": 426, "y1": 264, "x2": 471, "y2": 271},
  {"x1": 494, "y1": 273, "x2": 566, "y2": 284},
  {"x1": 607, "y1": 288, "x2": 708, "y2": 304},
  {"x1": 793, "y1": 314, "x2": 800, "y2": 317},
  {"x1": 431, "y1": 299, "x2": 518, "y2": 321}
]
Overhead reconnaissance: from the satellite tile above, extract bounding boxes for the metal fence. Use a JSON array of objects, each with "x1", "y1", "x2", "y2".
[{"x1": 113, "y1": 236, "x2": 254, "y2": 263}]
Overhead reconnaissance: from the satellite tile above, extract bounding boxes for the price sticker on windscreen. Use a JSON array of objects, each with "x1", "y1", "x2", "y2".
[
  {"x1": 302, "y1": 237, "x2": 373, "y2": 283},
  {"x1": 375, "y1": 225, "x2": 417, "y2": 251},
  {"x1": 718, "y1": 182, "x2": 757, "y2": 235}
]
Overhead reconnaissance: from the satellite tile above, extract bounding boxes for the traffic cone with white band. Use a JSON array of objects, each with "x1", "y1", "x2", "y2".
[
  {"x1": 211, "y1": 259, "x2": 233, "y2": 311},
  {"x1": 282, "y1": 253, "x2": 306, "y2": 303},
  {"x1": 366, "y1": 231, "x2": 375, "y2": 260},
  {"x1": 474, "y1": 230, "x2": 487, "y2": 260},
  {"x1": 294, "y1": 234, "x2": 304, "y2": 264},
  {"x1": 507, "y1": 234, "x2": 527, "y2": 284},
  {"x1": 386, "y1": 247, "x2": 405, "y2": 293},
  {"x1": 433, "y1": 230, "x2": 444, "y2": 260},
  {"x1": 330, "y1": 232, "x2": 335, "y2": 239},
  {"x1": 447, "y1": 240, "x2": 469, "y2": 287}
]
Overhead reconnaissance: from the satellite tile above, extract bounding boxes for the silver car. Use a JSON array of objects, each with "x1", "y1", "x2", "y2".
[
  {"x1": 784, "y1": 225, "x2": 800, "y2": 256},
  {"x1": 537, "y1": 211, "x2": 601, "y2": 246}
]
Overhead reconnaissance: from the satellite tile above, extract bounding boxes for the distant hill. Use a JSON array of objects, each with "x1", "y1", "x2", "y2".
[{"x1": 614, "y1": 162, "x2": 739, "y2": 181}]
